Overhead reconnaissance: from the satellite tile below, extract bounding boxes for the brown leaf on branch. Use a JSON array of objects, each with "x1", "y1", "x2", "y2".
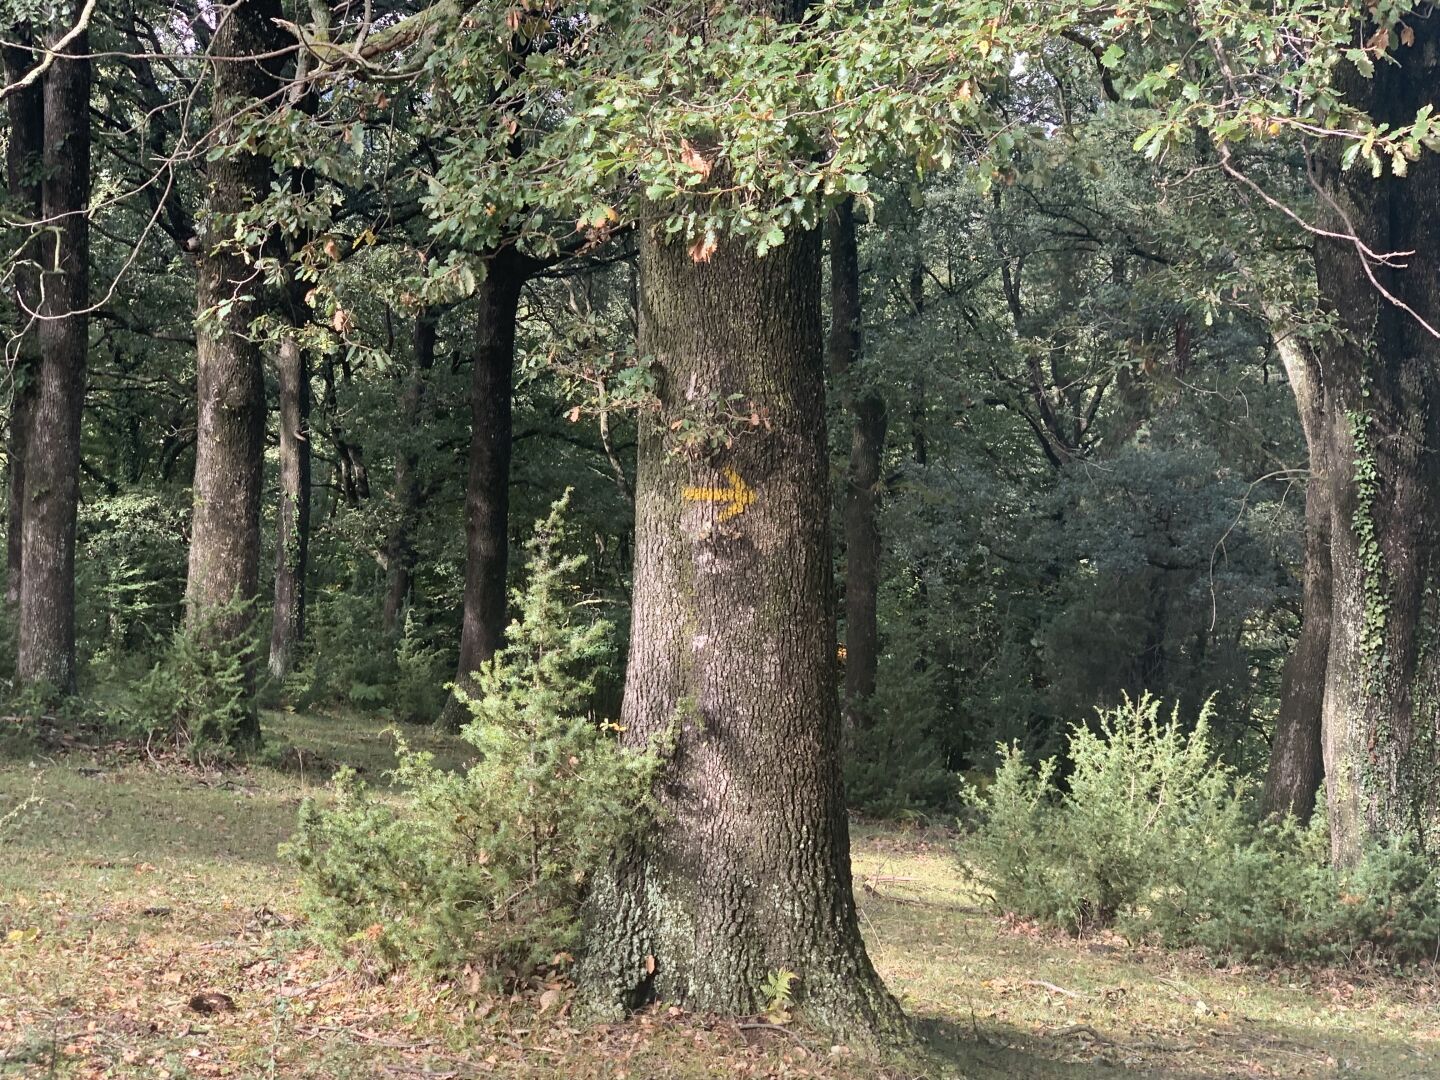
[
  {"x1": 688, "y1": 233, "x2": 718, "y2": 263},
  {"x1": 679, "y1": 139, "x2": 713, "y2": 179}
]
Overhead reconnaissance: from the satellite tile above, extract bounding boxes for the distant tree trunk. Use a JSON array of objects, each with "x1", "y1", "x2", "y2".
[
  {"x1": 828, "y1": 199, "x2": 887, "y2": 728},
  {"x1": 185, "y1": 0, "x2": 284, "y2": 743},
  {"x1": 438, "y1": 252, "x2": 524, "y2": 730},
  {"x1": 319, "y1": 355, "x2": 369, "y2": 506},
  {"x1": 907, "y1": 259, "x2": 928, "y2": 470},
  {"x1": 268, "y1": 334, "x2": 311, "y2": 680},
  {"x1": 16, "y1": 28, "x2": 90, "y2": 693},
  {"x1": 1260, "y1": 320, "x2": 1329, "y2": 823},
  {"x1": 581, "y1": 224, "x2": 904, "y2": 1040},
  {"x1": 1314, "y1": 24, "x2": 1440, "y2": 866},
  {"x1": 383, "y1": 310, "x2": 437, "y2": 636},
  {"x1": 3, "y1": 29, "x2": 43, "y2": 612}
]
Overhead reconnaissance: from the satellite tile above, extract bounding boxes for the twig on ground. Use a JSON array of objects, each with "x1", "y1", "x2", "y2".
[
  {"x1": 1048, "y1": 1023, "x2": 1116, "y2": 1045},
  {"x1": 1026, "y1": 979, "x2": 1082, "y2": 998},
  {"x1": 736, "y1": 1021, "x2": 812, "y2": 1051}
]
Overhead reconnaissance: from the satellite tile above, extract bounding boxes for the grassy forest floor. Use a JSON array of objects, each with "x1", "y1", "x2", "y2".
[{"x1": 1, "y1": 712, "x2": 1436, "y2": 1079}]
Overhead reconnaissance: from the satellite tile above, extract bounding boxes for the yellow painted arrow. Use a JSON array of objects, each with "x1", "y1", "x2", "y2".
[{"x1": 683, "y1": 467, "x2": 755, "y2": 521}]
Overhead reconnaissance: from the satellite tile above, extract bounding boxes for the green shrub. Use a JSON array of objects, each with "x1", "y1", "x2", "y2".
[
  {"x1": 118, "y1": 600, "x2": 259, "y2": 760},
  {"x1": 845, "y1": 709, "x2": 955, "y2": 818},
  {"x1": 1153, "y1": 808, "x2": 1336, "y2": 960},
  {"x1": 286, "y1": 589, "x2": 388, "y2": 712},
  {"x1": 285, "y1": 591, "x2": 448, "y2": 724},
  {"x1": 963, "y1": 692, "x2": 1440, "y2": 966},
  {"x1": 75, "y1": 490, "x2": 189, "y2": 666},
  {"x1": 966, "y1": 693, "x2": 1245, "y2": 934},
  {"x1": 284, "y1": 494, "x2": 658, "y2": 983}
]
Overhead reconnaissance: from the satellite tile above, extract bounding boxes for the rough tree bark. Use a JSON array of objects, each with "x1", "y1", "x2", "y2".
[
  {"x1": 1260, "y1": 319, "x2": 1329, "y2": 823},
  {"x1": 16, "y1": 27, "x2": 90, "y2": 693},
  {"x1": 383, "y1": 310, "x2": 437, "y2": 636},
  {"x1": 581, "y1": 224, "x2": 904, "y2": 1039},
  {"x1": 186, "y1": 0, "x2": 285, "y2": 742},
  {"x1": 437, "y1": 251, "x2": 525, "y2": 730},
  {"x1": 828, "y1": 198, "x2": 887, "y2": 729},
  {"x1": 1313, "y1": 23, "x2": 1440, "y2": 866},
  {"x1": 3, "y1": 27, "x2": 43, "y2": 612},
  {"x1": 267, "y1": 334, "x2": 311, "y2": 679}
]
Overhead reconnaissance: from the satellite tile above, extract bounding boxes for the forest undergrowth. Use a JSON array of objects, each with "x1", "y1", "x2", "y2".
[{"x1": 1, "y1": 711, "x2": 1436, "y2": 1080}]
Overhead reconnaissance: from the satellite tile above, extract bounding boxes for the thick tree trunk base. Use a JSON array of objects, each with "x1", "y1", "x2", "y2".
[
  {"x1": 580, "y1": 225, "x2": 902, "y2": 1044},
  {"x1": 1314, "y1": 26, "x2": 1440, "y2": 865},
  {"x1": 184, "y1": 0, "x2": 286, "y2": 746}
]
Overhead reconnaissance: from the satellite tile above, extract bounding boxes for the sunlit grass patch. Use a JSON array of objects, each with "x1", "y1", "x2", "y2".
[{"x1": 1, "y1": 712, "x2": 1436, "y2": 1078}]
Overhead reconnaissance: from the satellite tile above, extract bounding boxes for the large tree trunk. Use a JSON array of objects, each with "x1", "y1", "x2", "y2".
[
  {"x1": 1260, "y1": 321, "x2": 1329, "y2": 822},
  {"x1": 1314, "y1": 25, "x2": 1440, "y2": 866},
  {"x1": 829, "y1": 199, "x2": 887, "y2": 730},
  {"x1": 438, "y1": 253, "x2": 524, "y2": 730},
  {"x1": 185, "y1": 0, "x2": 285, "y2": 743},
  {"x1": 16, "y1": 29, "x2": 90, "y2": 693},
  {"x1": 3, "y1": 28, "x2": 43, "y2": 612},
  {"x1": 383, "y1": 310, "x2": 437, "y2": 636},
  {"x1": 267, "y1": 334, "x2": 311, "y2": 679},
  {"x1": 581, "y1": 225, "x2": 903, "y2": 1039}
]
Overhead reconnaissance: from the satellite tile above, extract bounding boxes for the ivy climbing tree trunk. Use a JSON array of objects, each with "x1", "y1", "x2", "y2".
[
  {"x1": 438, "y1": 250, "x2": 525, "y2": 730},
  {"x1": 829, "y1": 199, "x2": 887, "y2": 730},
  {"x1": 17, "y1": 26, "x2": 89, "y2": 693},
  {"x1": 185, "y1": 0, "x2": 285, "y2": 742},
  {"x1": 1314, "y1": 22, "x2": 1440, "y2": 866},
  {"x1": 383, "y1": 309, "x2": 437, "y2": 636},
  {"x1": 268, "y1": 333, "x2": 311, "y2": 680},
  {"x1": 1261, "y1": 318, "x2": 1329, "y2": 823},
  {"x1": 3, "y1": 27, "x2": 43, "y2": 613},
  {"x1": 581, "y1": 223, "x2": 904, "y2": 1040}
]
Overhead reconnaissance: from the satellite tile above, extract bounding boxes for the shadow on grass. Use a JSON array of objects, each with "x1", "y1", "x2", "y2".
[{"x1": 916, "y1": 1011, "x2": 1437, "y2": 1079}]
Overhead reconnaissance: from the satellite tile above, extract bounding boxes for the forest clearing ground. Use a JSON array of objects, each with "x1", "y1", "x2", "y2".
[{"x1": 0, "y1": 712, "x2": 1436, "y2": 1079}]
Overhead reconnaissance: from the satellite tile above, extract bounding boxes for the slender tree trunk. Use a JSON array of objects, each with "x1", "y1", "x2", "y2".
[
  {"x1": 3, "y1": 29, "x2": 43, "y2": 613},
  {"x1": 907, "y1": 259, "x2": 928, "y2": 470},
  {"x1": 383, "y1": 310, "x2": 436, "y2": 636},
  {"x1": 438, "y1": 253, "x2": 524, "y2": 730},
  {"x1": 186, "y1": 0, "x2": 284, "y2": 743},
  {"x1": 1260, "y1": 320, "x2": 1329, "y2": 822},
  {"x1": 16, "y1": 29, "x2": 90, "y2": 693},
  {"x1": 1314, "y1": 24, "x2": 1440, "y2": 866},
  {"x1": 4, "y1": 381, "x2": 32, "y2": 611},
  {"x1": 828, "y1": 199, "x2": 887, "y2": 728},
  {"x1": 319, "y1": 355, "x2": 369, "y2": 506},
  {"x1": 581, "y1": 224, "x2": 904, "y2": 1040},
  {"x1": 268, "y1": 334, "x2": 311, "y2": 679}
]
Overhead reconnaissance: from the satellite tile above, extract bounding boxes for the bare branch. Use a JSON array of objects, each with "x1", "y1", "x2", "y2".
[{"x1": 0, "y1": 0, "x2": 99, "y2": 102}]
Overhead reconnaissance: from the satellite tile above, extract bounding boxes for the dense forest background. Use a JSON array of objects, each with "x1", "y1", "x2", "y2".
[
  {"x1": 3, "y1": 2, "x2": 1313, "y2": 787},
  {"x1": 4, "y1": 0, "x2": 1440, "y2": 1057}
]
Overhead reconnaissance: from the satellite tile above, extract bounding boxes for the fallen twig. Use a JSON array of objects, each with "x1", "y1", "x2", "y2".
[
  {"x1": 1048, "y1": 1023, "x2": 1115, "y2": 1045},
  {"x1": 1025, "y1": 979, "x2": 1082, "y2": 998},
  {"x1": 737, "y1": 1021, "x2": 812, "y2": 1052}
]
